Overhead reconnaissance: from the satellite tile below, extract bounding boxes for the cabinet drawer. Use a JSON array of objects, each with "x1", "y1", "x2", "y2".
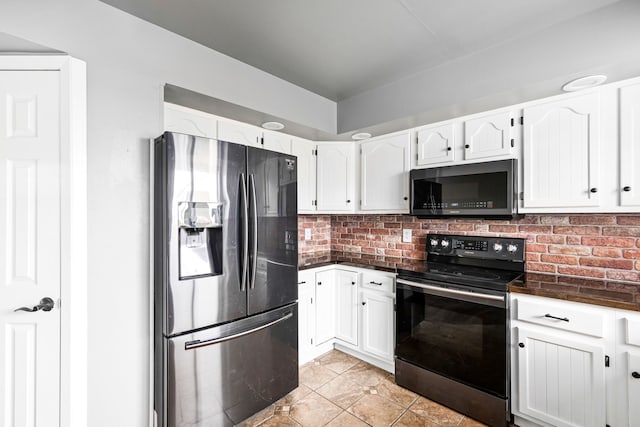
[
  {"x1": 514, "y1": 297, "x2": 605, "y2": 337},
  {"x1": 361, "y1": 272, "x2": 394, "y2": 293}
]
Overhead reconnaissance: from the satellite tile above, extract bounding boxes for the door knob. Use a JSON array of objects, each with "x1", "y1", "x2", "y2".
[{"x1": 14, "y1": 297, "x2": 55, "y2": 313}]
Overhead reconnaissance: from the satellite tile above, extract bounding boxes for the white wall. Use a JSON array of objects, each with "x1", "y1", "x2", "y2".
[{"x1": 0, "y1": 1, "x2": 336, "y2": 426}]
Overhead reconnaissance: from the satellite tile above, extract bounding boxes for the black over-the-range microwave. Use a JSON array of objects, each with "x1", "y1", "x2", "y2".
[{"x1": 410, "y1": 159, "x2": 520, "y2": 219}]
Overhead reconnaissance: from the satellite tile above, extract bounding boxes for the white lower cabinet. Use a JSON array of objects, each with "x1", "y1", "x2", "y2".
[
  {"x1": 511, "y1": 294, "x2": 640, "y2": 427},
  {"x1": 314, "y1": 269, "x2": 335, "y2": 345},
  {"x1": 361, "y1": 290, "x2": 394, "y2": 361},
  {"x1": 297, "y1": 266, "x2": 395, "y2": 371},
  {"x1": 334, "y1": 269, "x2": 359, "y2": 346}
]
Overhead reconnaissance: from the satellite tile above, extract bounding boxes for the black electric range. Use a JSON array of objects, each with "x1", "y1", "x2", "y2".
[{"x1": 395, "y1": 233, "x2": 526, "y2": 427}]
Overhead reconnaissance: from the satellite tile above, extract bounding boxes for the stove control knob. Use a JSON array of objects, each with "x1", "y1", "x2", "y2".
[
  {"x1": 440, "y1": 239, "x2": 450, "y2": 248},
  {"x1": 430, "y1": 238, "x2": 439, "y2": 248},
  {"x1": 507, "y1": 244, "x2": 518, "y2": 253},
  {"x1": 493, "y1": 243, "x2": 503, "y2": 252}
]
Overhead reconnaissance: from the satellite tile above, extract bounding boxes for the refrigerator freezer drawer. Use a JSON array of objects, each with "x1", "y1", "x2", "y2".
[{"x1": 161, "y1": 303, "x2": 298, "y2": 427}]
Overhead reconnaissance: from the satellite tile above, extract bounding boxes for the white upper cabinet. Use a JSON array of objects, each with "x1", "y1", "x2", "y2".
[
  {"x1": 316, "y1": 142, "x2": 356, "y2": 212},
  {"x1": 262, "y1": 130, "x2": 292, "y2": 154},
  {"x1": 522, "y1": 92, "x2": 601, "y2": 209},
  {"x1": 416, "y1": 122, "x2": 456, "y2": 166},
  {"x1": 217, "y1": 118, "x2": 263, "y2": 148},
  {"x1": 463, "y1": 110, "x2": 516, "y2": 161},
  {"x1": 291, "y1": 138, "x2": 317, "y2": 213},
  {"x1": 164, "y1": 103, "x2": 217, "y2": 138},
  {"x1": 619, "y1": 83, "x2": 640, "y2": 208},
  {"x1": 360, "y1": 132, "x2": 411, "y2": 212}
]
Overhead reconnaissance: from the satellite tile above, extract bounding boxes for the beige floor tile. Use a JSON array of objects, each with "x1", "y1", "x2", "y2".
[
  {"x1": 236, "y1": 404, "x2": 275, "y2": 427},
  {"x1": 347, "y1": 394, "x2": 405, "y2": 427},
  {"x1": 325, "y1": 410, "x2": 370, "y2": 427},
  {"x1": 276, "y1": 384, "x2": 313, "y2": 407},
  {"x1": 318, "y1": 350, "x2": 360, "y2": 374},
  {"x1": 459, "y1": 416, "x2": 489, "y2": 427},
  {"x1": 409, "y1": 396, "x2": 464, "y2": 427},
  {"x1": 298, "y1": 363, "x2": 339, "y2": 390},
  {"x1": 374, "y1": 377, "x2": 418, "y2": 408},
  {"x1": 340, "y1": 361, "x2": 388, "y2": 387},
  {"x1": 257, "y1": 414, "x2": 301, "y2": 426},
  {"x1": 392, "y1": 410, "x2": 440, "y2": 427},
  {"x1": 316, "y1": 375, "x2": 367, "y2": 409},
  {"x1": 289, "y1": 391, "x2": 343, "y2": 427}
]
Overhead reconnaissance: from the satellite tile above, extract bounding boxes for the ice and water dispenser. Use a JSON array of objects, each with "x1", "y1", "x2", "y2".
[{"x1": 177, "y1": 201, "x2": 223, "y2": 279}]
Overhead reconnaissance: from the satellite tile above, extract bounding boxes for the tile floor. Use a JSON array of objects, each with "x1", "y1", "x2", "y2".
[{"x1": 238, "y1": 350, "x2": 488, "y2": 427}]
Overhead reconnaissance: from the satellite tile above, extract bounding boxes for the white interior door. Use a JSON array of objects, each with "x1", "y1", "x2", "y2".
[{"x1": 0, "y1": 70, "x2": 61, "y2": 427}]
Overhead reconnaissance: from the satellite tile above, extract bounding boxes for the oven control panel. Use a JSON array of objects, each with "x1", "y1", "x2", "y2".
[{"x1": 427, "y1": 233, "x2": 525, "y2": 262}]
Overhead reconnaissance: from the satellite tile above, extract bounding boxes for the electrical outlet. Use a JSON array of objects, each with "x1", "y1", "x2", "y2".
[
  {"x1": 402, "y1": 229, "x2": 412, "y2": 243},
  {"x1": 304, "y1": 228, "x2": 312, "y2": 240}
]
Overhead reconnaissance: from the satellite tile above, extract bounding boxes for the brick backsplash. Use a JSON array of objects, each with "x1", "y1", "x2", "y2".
[
  {"x1": 314, "y1": 214, "x2": 640, "y2": 283},
  {"x1": 298, "y1": 215, "x2": 332, "y2": 253}
]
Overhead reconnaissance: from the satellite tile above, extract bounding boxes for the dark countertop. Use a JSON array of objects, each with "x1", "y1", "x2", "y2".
[
  {"x1": 298, "y1": 251, "x2": 424, "y2": 273},
  {"x1": 299, "y1": 251, "x2": 640, "y2": 312},
  {"x1": 510, "y1": 272, "x2": 640, "y2": 312}
]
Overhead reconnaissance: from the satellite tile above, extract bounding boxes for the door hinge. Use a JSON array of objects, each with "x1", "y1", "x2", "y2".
[{"x1": 605, "y1": 355, "x2": 610, "y2": 367}]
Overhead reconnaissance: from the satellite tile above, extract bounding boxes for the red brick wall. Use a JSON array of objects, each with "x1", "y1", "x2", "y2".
[
  {"x1": 298, "y1": 215, "x2": 332, "y2": 253},
  {"x1": 327, "y1": 214, "x2": 640, "y2": 283}
]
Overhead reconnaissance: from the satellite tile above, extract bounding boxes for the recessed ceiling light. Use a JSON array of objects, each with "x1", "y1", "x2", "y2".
[
  {"x1": 351, "y1": 132, "x2": 372, "y2": 141},
  {"x1": 261, "y1": 121, "x2": 285, "y2": 130},
  {"x1": 562, "y1": 75, "x2": 607, "y2": 92}
]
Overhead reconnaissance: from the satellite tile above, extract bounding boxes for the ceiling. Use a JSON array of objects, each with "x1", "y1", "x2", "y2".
[{"x1": 100, "y1": 0, "x2": 621, "y2": 102}]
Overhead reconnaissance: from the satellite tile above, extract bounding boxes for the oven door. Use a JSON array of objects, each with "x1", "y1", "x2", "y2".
[{"x1": 395, "y1": 278, "x2": 508, "y2": 398}]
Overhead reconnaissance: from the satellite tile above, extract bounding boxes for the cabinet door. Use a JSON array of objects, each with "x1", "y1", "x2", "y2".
[
  {"x1": 515, "y1": 327, "x2": 606, "y2": 427},
  {"x1": 164, "y1": 103, "x2": 217, "y2": 138},
  {"x1": 360, "y1": 133, "x2": 410, "y2": 212},
  {"x1": 522, "y1": 93, "x2": 601, "y2": 208},
  {"x1": 291, "y1": 139, "x2": 316, "y2": 213},
  {"x1": 334, "y1": 270, "x2": 359, "y2": 346},
  {"x1": 314, "y1": 270, "x2": 335, "y2": 345},
  {"x1": 464, "y1": 110, "x2": 515, "y2": 160},
  {"x1": 628, "y1": 353, "x2": 640, "y2": 426},
  {"x1": 217, "y1": 119, "x2": 262, "y2": 147},
  {"x1": 263, "y1": 131, "x2": 291, "y2": 154},
  {"x1": 416, "y1": 123, "x2": 456, "y2": 166},
  {"x1": 298, "y1": 272, "x2": 315, "y2": 364},
  {"x1": 620, "y1": 83, "x2": 640, "y2": 207},
  {"x1": 361, "y1": 291, "x2": 394, "y2": 362},
  {"x1": 316, "y1": 143, "x2": 355, "y2": 212}
]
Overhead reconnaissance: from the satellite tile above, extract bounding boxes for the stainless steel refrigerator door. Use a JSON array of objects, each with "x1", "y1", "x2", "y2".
[
  {"x1": 164, "y1": 303, "x2": 298, "y2": 427},
  {"x1": 246, "y1": 148, "x2": 298, "y2": 315},
  {"x1": 155, "y1": 133, "x2": 248, "y2": 336}
]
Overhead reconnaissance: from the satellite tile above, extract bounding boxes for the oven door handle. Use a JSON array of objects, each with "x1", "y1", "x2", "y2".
[{"x1": 396, "y1": 278, "x2": 506, "y2": 307}]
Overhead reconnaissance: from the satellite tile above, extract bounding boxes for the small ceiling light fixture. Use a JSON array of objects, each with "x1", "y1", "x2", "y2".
[
  {"x1": 351, "y1": 132, "x2": 372, "y2": 141},
  {"x1": 562, "y1": 75, "x2": 607, "y2": 92},
  {"x1": 261, "y1": 121, "x2": 285, "y2": 131}
]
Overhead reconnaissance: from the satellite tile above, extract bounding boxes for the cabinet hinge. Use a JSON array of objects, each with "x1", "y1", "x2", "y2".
[
  {"x1": 520, "y1": 116, "x2": 524, "y2": 125},
  {"x1": 310, "y1": 338, "x2": 313, "y2": 345},
  {"x1": 313, "y1": 149, "x2": 318, "y2": 155},
  {"x1": 605, "y1": 355, "x2": 610, "y2": 367},
  {"x1": 260, "y1": 136, "x2": 264, "y2": 145},
  {"x1": 519, "y1": 192, "x2": 524, "y2": 201},
  {"x1": 310, "y1": 297, "x2": 313, "y2": 304},
  {"x1": 510, "y1": 118, "x2": 514, "y2": 127},
  {"x1": 416, "y1": 153, "x2": 418, "y2": 161}
]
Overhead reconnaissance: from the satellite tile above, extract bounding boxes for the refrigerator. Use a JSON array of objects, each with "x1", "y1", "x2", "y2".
[{"x1": 153, "y1": 132, "x2": 299, "y2": 427}]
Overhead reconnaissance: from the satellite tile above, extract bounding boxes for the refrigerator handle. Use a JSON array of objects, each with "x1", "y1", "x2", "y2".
[
  {"x1": 239, "y1": 173, "x2": 249, "y2": 292},
  {"x1": 248, "y1": 173, "x2": 258, "y2": 290},
  {"x1": 184, "y1": 311, "x2": 293, "y2": 350}
]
